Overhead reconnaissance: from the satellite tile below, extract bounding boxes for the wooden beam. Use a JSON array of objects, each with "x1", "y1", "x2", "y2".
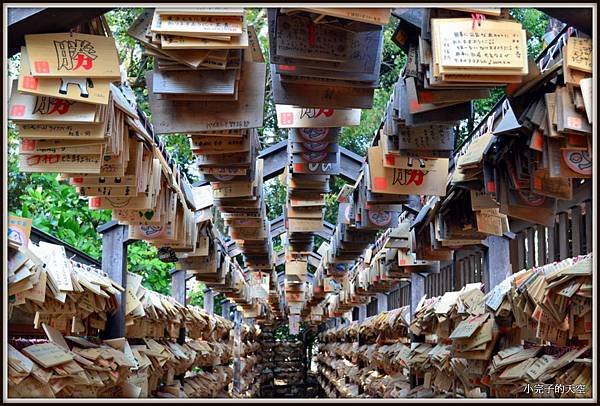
[
  {"x1": 465, "y1": 257, "x2": 472, "y2": 284},
  {"x1": 30, "y1": 226, "x2": 100, "y2": 268},
  {"x1": 484, "y1": 236, "x2": 511, "y2": 293},
  {"x1": 584, "y1": 202, "x2": 592, "y2": 254},
  {"x1": 339, "y1": 146, "x2": 365, "y2": 183},
  {"x1": 410, "y1": 273, "x2": 424, "y2": 323},
  {"x1": 556, "y1": 180, "x2": 592, "y2": 212},
  {"x1": 547, "y1": 223, "x2": 556, "y2": 262},
  {"x1": 571, "y1": 205, "x2": 582, "y2": 256},
  {"x1": 516, "y1": 232, "x2": 525, "y2": 271},
  {"x1": 259, "y1": 140, "x2": 288, "y2": 182},
  {"x1": 98, "y1": 223, "x2": 129, "y2": 339},
  {"x1": 558, "y1": 212, "x2": 569, "y2": 260},
  {"x1": 8, "y1": 7, "x2": 113, "y2": 57},
  {"x1": 526, "y1": 227, "x2": 535, "y2": 269},
  {"x1": 221, "y1": 300, "x2": 232, "y2": 319},
  {"x1": 509, "y1": 236, "x2": 519, "y2": 273},
  {"x1": 204, "y1": 288, "x2": 215, "y2": 315},
  {"x1": 537, "y1": 7, "x2": 592, "y2": 35},
  {"x1": 357, "y1": 304, "x2": 367, "y2": 322},
  {"x1": 170, "y1": 270, "x2": 187, "y2": 345},
  {"x1": 536, "y1": 225, "x2": 546, "y2": 266},
  {"x1": 454, "y1": 254, "x2": 462, "y2": 291},
  {"x1": 232, "y1": 310, "x2": 242, "y2": 395},
  {"x1": 171, "y1": 270, "x2": 186, "y2": 306}
]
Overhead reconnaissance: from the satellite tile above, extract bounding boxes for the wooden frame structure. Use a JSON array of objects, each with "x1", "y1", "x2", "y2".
[{"x1": 7, "y1": 6, "x2": 594, "y2": 396}]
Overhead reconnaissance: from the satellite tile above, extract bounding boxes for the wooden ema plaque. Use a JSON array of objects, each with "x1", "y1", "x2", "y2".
[
  {"x1": 25, "y1": 33, "x2": 120, "y2": 79},
  {"x1": 147, "y1": 62, "x2": 266, "y2": 133}
]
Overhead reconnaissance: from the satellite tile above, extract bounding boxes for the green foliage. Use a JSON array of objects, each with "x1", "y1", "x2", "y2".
[
  {"x1": 188, "y1": 282, "x2": 205, "y2": 307},
  {"x1": 264, "y1": 178, "x2": 287, "y2": 221},
  {"x1": 9, "y1": 121, "x2": 111, "y2": 259},
  {"x1": 8, "y1": 124, "x2": 30, "y2": 212},
  {"x1": 272, "y1": 234, "x2": 283, "y2": 253},
  {"x1": 105, "y1": 8, "x2": 144, "y2": 78},
  {"x1": 510, "y1": 8, "x2": 550, "y2": 57},
  {"x1": 324, "y1": 177, "x2": 346, "y2": 225},
  {"x1": 159, "y1": 133, "x2": 199, "y2": 182},
  {"x1": 128, "y1": 241, "x2": 173, "y2": 295},
  {"x1": 274, "y1": 322, "x2": 305, "y2": 341},
  {"x1": 213, "y1": 293, "x2": 225, "y2": 316},
  {"x1": 13, "y1": 176, "x2": 111, "y2": 259}
]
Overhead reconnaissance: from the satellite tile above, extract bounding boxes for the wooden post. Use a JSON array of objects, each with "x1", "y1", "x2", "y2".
[
  {"x1": 547, "y1": 223, "x2": 556, "y2": 262},
  {"x1": 409, "y1": 272, "x2": 425, "y2": 388},
  {"x1": 171, "y1": 270, "x2": 187, "y2": 345},
  {"x1": 484, "y1": 236, "x2": 511, "y2": 293},
  {"x1": 204, "y1": 288, "x2": 214, "y2": 315},
  {"x1": 376, "y1": 293, "x2": 388, "y2": 313},
  {"x1": 536, "y1": 225, "x2": 546, "y2": 266},
  {"x1": 526, "y1": 227, "x2": 535, "y2": 269},
  {"x1": 171, "y1": 270, "x2": 186, "y2": 304},
  {"x1": 516, "y1": 232, "x2": 525, "y2": 271},
  {"x1": 232, "y1": 310, "x2": 242, "y2": 396},
  {"x1": 97, "y1": 221, "x2": 131, "y2": 339},
  {"x1": 452, "y1": 251, "x2": 463, "y2": 290},
  {"x1": 221, "y1": 299, "x2": 231, "y2": 319},
  {"x1": 171, "y1": 269, "x2": 187, "y2": 384},
  {"x1": 571, "y1": 206, "x2": 582, "y2": 256},
  {"x1": 410, "y1": 273, "x2": 425, "y2": 323},
  {"x1": 343, "y1": 310, "x2": 353, "y2": 324},
  {"x1": 558, "y1": 212, "x2": 569, "y2": 260},
  {"x1": 584, "y1": 202, "x2": 592, "y2": 254},
  {"x1": 358, "y1": 304, "x2": 367, "y2": 322},
  {"x1": 509, "y1": 237, "x2": 519, "y2": 273},
  {"x1": 475, "y1": 253, "x2": 481, "y2": 283},
  {"x1": 464, "y1": 257, "x2": 472, "y2": 284}
]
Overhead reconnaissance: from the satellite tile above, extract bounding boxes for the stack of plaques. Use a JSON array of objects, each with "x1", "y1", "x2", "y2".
[
  {"x1": 9, "y1": 30, "x2": 199, "y2": 252},
  {"x1": 8, "y1": 307, "x2": 234, "y2": 398},
  {"x1": 129, "y1": 8, "x2": 266, "y2": 135},
  {"x1": 406, "y1": 255, "x2": 592, "y2": 399},
  {"x1": 272, "y1": 341, "x2": 306, "y2": 398},
  {"x1": 267, "y1": 269, "x2": 285, "y2": 321},
  {"x1": 130, "y1": 8, "x2": 248, "y2": 91},
  {"x1": 285, "y1": 127, "x2": 340, "y2": 254},
  {"x1": 169, "y1": 203, "x2": 257, "y2": 315},
  {"x1": 379, "y1": 78, "x2": 460, "y2": 187},
  {"x1": 257, "y1": 324, "x2": 276, "y2": 397},
  {"x1": 129, "y1": 8, "x2": 273, "y2": 273},
  {"x1": 367, "y1": 142, "x2": 449, "y2": 198},
  {"x1": 444, "y1": 31, "x2": 592, "y2": 230},
  {"x1": 238, "y1": 324, "x2": 262, "y2": 398},
  {"x1": 381, "y1": 84, "x2": 460, "y2": 159},
  {"x1": 386, "y1": 8, "x2": 531, "y2": 161},
  {"x1": 212, "y1": 155, "x2": 275, "y2": 273},
  {"x1": 562, "y1": 36, "x2": 592, "y2": 125},
  {"x1": 8, "y1": 235, "x2": 122, "y2": 336},
  {"x1": 317, "y1": 307, "x2": 411, "y2": 398},
  {"x1": 268, "y1": 8, "x2": 390, "y2": 113},
  {"x1": 284, "y1": 260, "x2": 308, "y2": 316},
  {"x1": 356, "y1": 215, "x2": 441, "y2": 299},
  {"x1": 10, "y1": 32, "x2": 121, "y2": 176},
  {"x1": 430, "y1": 17, "x2": 528, "y2": 84},
  {"x1": 393, "y1": 8, "x2": 529, "y2": 90},
  {"x1": 128, "y1": 7, "x2": 265, "y2": 136}
]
